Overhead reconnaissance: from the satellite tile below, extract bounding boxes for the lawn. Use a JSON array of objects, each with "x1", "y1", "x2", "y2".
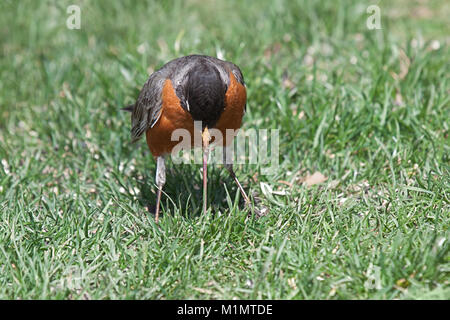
[{"x1": 0, "y1": 0, "x2": 448, "y2": 299}]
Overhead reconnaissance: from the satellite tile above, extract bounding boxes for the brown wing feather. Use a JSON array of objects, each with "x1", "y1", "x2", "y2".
[{"x1": 131, "y1": 69, "x2": 168, "y2": 142}]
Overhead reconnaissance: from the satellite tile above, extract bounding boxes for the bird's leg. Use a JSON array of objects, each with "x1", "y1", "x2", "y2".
[
  {"x1": 223, "y1": 146, "x2": 251, "y2": 206},
  {"x1": 202, "y1": 127, "x2": 211, "y2": 215},
  {"x1": 225, "y1": 163, "x2": 251, "y2": 206},
  {"x1": 154, "y1": 156, "x2": 166, "y2": 223}
]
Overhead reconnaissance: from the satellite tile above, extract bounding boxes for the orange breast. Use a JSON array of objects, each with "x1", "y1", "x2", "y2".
[
  {"x1": 214, "y1": 71, "x2": 247, "y2": 146},
  {"x1": 146, "y1": 71, "x2": 246, "y2": 157},
  {"x1": 146, "y1": 79, "x2": 195, "y2": 157}
]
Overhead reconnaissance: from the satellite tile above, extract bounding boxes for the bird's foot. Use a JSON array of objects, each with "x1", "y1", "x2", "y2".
[
  {"x1": 244, "y1": 190, "x2": 269, "y2": 218},
  {"x1": 245, "y1": 202, "x2": 269, "y2": 218},
  {"x1": 147, "y1": 204, "x2": 163, "y2": 220}
]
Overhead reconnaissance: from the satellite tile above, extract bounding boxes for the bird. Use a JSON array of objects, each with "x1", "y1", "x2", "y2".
[{"x1": 123, "y1": 55, "x2": 250, "y2": 223}]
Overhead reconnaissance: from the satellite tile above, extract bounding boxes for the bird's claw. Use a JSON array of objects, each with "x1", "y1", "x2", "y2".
[{"x1": 244, "y1": 201, "x2": 269, "y2": 218}]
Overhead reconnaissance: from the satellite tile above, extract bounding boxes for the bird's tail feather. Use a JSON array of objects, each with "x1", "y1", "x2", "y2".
[{"x1": 121, "y1": 104, "x2": 134, "y2": 112}]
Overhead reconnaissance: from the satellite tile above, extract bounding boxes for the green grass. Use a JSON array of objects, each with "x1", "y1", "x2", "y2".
[{"x1": 0, "y1": 0, "x2": 449, "y2": 299}]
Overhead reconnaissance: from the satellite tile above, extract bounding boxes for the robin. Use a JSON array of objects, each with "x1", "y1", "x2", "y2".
[{"x1": 123, "y1": 55, "x2": 250, "y2": 222}]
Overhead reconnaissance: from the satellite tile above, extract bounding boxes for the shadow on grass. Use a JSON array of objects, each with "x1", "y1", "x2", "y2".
[{"x1": 132, "y1": 163, "x2": 252, "y2": 220}]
